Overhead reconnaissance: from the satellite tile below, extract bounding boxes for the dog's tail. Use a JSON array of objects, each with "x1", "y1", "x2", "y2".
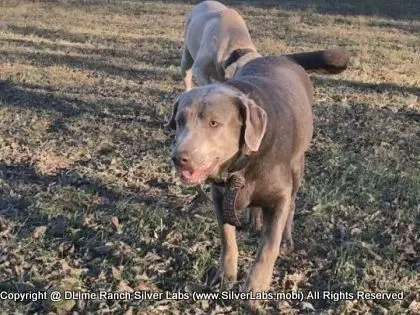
[{"x1": 285, "y1": 48, "x2": 350, "y2": 74}]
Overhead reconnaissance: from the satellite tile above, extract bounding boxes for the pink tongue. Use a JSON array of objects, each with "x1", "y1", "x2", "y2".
[{"x1": 181, "y1": 170, "x2": 202, "y2": 182}]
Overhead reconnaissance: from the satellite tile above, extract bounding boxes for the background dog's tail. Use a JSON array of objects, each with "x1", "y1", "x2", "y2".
[{"x1": 286, "y1": 48, "x2": 350, "y2": 74}]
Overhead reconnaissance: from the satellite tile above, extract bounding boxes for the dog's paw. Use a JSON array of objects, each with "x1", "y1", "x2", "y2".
[
  {"x1": 240, "y1": 285, "x2": 266, "y2": 313},
  {"x1": 244, "y1": 299, "x2": 266, "y2": 314},
  {"x1": 206, "y1": 266, "x2": 236, "y2": 288},
  {"x1": 280, "y1": 237, "x2": 294, "y2": 254},
  {"x1": 241, "y1": 275, "x2": 272, "y2": 312}
]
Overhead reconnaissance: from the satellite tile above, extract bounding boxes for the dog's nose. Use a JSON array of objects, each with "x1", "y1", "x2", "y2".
[{"x1": 171, "y1": 152, "x2": 189, "y2": 167}]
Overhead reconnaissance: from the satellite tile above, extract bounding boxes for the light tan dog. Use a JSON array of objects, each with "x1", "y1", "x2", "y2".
[{"x1": 181, "y1": 0, "x2": 260, "y2": 91}]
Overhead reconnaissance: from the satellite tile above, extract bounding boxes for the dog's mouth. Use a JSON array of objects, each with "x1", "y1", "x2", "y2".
[{"x1": 177, "y1": 158, "x2": 220, "y2": 185}]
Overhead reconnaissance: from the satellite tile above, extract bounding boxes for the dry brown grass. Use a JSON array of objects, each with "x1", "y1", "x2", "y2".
[{"x1": 0, "y1": 0, "x2": 419, "y2": 313}]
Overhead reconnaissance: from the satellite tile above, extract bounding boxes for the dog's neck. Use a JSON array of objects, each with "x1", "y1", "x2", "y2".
[
  {"x1": 212, "y1": 147, "x2": 252, "y2": 186},
  {"x1": 224, "y1": 49, "x2": 261, "y2": 79}
]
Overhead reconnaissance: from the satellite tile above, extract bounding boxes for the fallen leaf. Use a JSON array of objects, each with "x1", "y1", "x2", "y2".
[
  {"x1": 409, "y1": 299, "x2": 420, "y2": 313},
  {"x1": 110, "y1": 216, "x2": 119, "y2": 229},
  {"x1": 111, "y1": 266, "x2": 122, "y2": 280},
  {"x1": 0, "y1": 227, "x2": 13, "y2": 239},
  {"x1": 53, "y1": 298, "x2": 76, "y2": 312},
  {"x1": 300, "y1": 301, "x2": 315, "y2": 311},
  {"x1": 350, "y1": 227, "x2": 362, "y2": 236},
  {"x1": 58, "y1": 242, "x2": 75, "y2": 255},
  {"x1": 118, "y1": 281, "x2": 134, "y2": 293},
  {"x1": 277, "y1": 301, "x2": 291, "y2": 311},
  {"x1": 284, "y1": 272, "x2": 306, "y2": 291},
  {"x1": 60, "y1": 260, "x2": 71, "y2": 272},
  {"x1": 32, "y1": 226, "x2": 47, "y2": 239},
  {"x1": 404, "y1": 244, "x2": 416, "y2": 255},
  {"x1": 135, "y1": 281, "x2": 159, "y2": 291},
  {"x1": 200, "y1": 299, "x2": 209, "y2": 309}
]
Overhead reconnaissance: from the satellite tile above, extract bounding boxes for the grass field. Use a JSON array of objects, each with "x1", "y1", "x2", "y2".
[{"x1": 0, "y1": 0, "x2": 419, "y2": 313}]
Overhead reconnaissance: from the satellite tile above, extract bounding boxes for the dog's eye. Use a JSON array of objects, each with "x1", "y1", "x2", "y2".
[{"x1": 209, "y1": 120, "x2": 219, "y2": 128}]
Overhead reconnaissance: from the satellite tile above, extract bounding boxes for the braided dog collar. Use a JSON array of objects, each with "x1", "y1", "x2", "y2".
[
  {"x1": 224, "y1": 48, "x2": 256, "y2": 70},
  {"x1": 221, "y1": 173, "x2": 246, "y2": 227},
  {"x1": 212, "y1": 151, "x2": 251, "y2": 227}
]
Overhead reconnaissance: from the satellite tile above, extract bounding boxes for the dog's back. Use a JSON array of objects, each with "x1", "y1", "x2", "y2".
[
  {"x1": 228, "y1": 57, "x2": 314, "y2": 161},
  {"x1": 189, "y1": 0, "x2": 227, "y2": 18},
  {"x1": 228, "y1": 49, "x2": 350, "y2": 159},
  {"x1": 182, "y1": 0, "x2": 257, "y2": 89},
  {"x1": 185, "y1": 1, "x2": 251, "y2": 57}
]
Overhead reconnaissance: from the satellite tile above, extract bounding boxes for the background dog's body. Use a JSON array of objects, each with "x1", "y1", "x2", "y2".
[{"x1": 181, "y1": 0, "x2": 259, "y2": 90}]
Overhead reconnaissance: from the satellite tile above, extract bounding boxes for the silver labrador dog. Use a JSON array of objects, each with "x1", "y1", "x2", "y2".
[
  {"x1": 181, "y1": 0, "x2": 260, "y2": 91},
  {"x1": 166, "y1": 48, "x2": 349, "y2": 309}
]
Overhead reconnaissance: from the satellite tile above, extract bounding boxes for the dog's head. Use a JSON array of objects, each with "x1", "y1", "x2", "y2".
[{"x1": 165, "y1": 85, "x2": 267, "y2": 185}]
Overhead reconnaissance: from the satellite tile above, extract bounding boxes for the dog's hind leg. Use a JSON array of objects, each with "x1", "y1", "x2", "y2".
[
  {"x1": 243, "y1": 186, "x2": 292, "y2": 310},
  {"x1": 281, "y1": 155, "x2": 305, "y2": 252},
  {"x1": 181, "y1": 45, "x2": 194, "y2": 91},
  {"x1": 248, "y1": 207, "x2": 263, "y2": 233}
]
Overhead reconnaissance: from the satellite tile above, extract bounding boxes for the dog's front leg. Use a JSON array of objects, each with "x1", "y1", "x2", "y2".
[
  {"x1": 192, "y1": 55, "x2": 213, "y2": 86},
  {"x1": 243, "y1": 193, "x2": 291, "y2": 309},
  {"x1": 208, "y1": 184, "x2": 238, "y2": 286}
]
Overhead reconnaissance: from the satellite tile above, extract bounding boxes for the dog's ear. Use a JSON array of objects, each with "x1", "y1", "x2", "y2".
[
  {"x1": 164, "y1": 96, "x2": 180, "y2": 132},
  {"x1": 237, "y1": 95, "x2": 267, "y2": 152}
]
